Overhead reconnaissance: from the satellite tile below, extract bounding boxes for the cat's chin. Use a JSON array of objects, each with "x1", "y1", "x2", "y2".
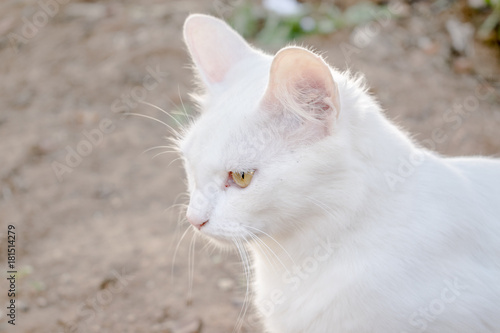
[
  {"x1": 197, "y1": 233, "x2": 239, "y2": 251},
  {"x1": 196, "y1": 228, "x2": 249, "y2": 249},
  {"x1": 202, "y1": 235, "x2": 234, "y2": 249}
]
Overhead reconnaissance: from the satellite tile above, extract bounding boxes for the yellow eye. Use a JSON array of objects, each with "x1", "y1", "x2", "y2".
[{"x1": 231, "y1": 170, "x2": 255, "y2": 188}]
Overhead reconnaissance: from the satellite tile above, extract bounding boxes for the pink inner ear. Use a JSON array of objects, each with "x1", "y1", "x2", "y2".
[
  {"x1": 207, "y1": 68, "x2": 224, "y2": 83},
  {"x1": 191, "y1": 31, "x2": 238, "y2": 84},
  {"x1": 197, "y1": 48, "x2": 227, "y2": 83},
  {"x1": 183, "y1": 14, "x2": 254, "y2": 86},
  {"x1": 187, "y1": 29, "x2": 234, "y2": 84},
  {"x1": 298, "y1": 78, "x2": 338, "y2": 118},
  {"x1": 261, "y1": 47, "x2": 340, "y2": 139}
]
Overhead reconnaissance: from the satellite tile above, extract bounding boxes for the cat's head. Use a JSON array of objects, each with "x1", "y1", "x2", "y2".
[{"x1": 180, "y1": 14, "x2": 353, "y2": 245}]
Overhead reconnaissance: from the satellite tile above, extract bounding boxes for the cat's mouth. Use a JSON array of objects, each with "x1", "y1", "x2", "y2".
[{"x1": 194, "y1": 221, "x2": 252, "y2": 245}]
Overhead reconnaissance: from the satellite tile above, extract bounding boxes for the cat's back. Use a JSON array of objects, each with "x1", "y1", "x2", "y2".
[
  {"x1": 409, "y1": 154, "x2": 500, "y2": 241},
  {"x1": 405, "y1": 153, "x2": 500, "y2": 281},
  {"x1": 443, "y1": 156, "x2": 500, "y2": 211},
  {"x1": 415, "y1": 154, "x2": 500, "y2": 205},
  {"x1": 446, "y1": 155, "x2": 500, "y2": 182}
]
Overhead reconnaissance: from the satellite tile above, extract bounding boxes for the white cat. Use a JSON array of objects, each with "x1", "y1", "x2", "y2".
[{"x1": 179, "y1": 14, "x2": 500, "y2": 333}]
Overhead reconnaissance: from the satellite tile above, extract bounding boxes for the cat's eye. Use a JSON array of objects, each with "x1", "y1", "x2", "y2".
[{"x1": 231, "y1": 170, "x2": 255, "y2": 188}]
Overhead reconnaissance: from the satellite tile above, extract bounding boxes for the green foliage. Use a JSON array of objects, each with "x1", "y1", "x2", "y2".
[
  {"x1": 30, "y1": 280, "x2": 46, "y2": 292},
  {"x1": 16, "y1": 265, "x2": 33, "y2": 279},
  {"x1": 478, "y1": 0, "x2": 500, "y2": 41},
  {"x1": 226, "y1": 1, "x2": 396, "y2": 46}
]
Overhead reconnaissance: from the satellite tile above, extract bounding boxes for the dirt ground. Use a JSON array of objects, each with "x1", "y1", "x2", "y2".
[{"x1": 0, "y1": 0, "x2": 499, "y2": 332}]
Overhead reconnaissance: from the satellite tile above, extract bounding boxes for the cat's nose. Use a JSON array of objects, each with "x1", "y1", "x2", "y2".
[{"x1": 187, "y1": 214, "x2": 208, "y2": 230}]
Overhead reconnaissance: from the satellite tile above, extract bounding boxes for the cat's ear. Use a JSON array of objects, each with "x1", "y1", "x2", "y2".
[
  {"x1": 262, "y1": 47, "x2": 340, "y2": 137},
  {"x1": 183, "y1": 14, "x2": 256, "y2": 86}
]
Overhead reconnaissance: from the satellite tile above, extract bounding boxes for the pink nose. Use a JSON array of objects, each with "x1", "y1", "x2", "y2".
[{"x1": 187, "y1": 215, "x2": 208, "y2": 230}]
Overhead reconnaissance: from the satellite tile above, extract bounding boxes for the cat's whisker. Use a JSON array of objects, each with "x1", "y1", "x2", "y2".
[
  {"x1": 232, "y1": 239, "x2": 245, "y2": 332},
  {"x1": 167, "y1": 135, "x2": 184, "y2": 151},
  {"x1": 177, "y1": 85, "x2": 195, "y2": 126},
  {"x1": 165, "y1": 202, "x2": 188, "y2": 211},
  {"x1": 140, "y1": 145, "x2": 176, "y2": 156},
  {"x1": 172, "y1": 110, "x2": 195, "y2": 124},
  {"x1": 172, "y1": 191, "x2": 190, "y2": 204},
  {"x1": 187, "y1": 231, "x2": 197, "y2": 304},
  {"x1": 160, "y1": 143, "x2": 183, "y2": 156},
  {"x1": 233, "y1": 237, "x2": 251, "y2": 333},
  {"x1": 199, "y1": 239, "x2": 213, "y2": 253},
  {"x1": 169, "y1": 193, "x2": 190, "y2": 220},
  {"x1": 177, "y1": 209, "x2": 189, "y2": 229},
  {"x1": 167, "y1": 156, "x2": 184, "y2": 168},
  {"x1": 168, "y1": 200, "x2": 190, "y2": 258},
  {"x1": 240, "y1": 237, "x2": 255, "y2": 330},
  {"x1": 142, "y1": 138, "x2": 183, "y2": 163},
  {"x1": 243, "y1": 229, "x2": 275, "y2": 270},
  {"x1": 245, "y1": 225, "x2": 296, "y2": 267},
  {"x1": 162, "y1": 187, "x2": 189, "y2": 264},
  {"x1": 256, "y1": 232, "x2": 290, "y2": 273},
  {"x1": 139, "y1": 100, "x2": 185, "y2": 131},
  {"x1": 162, "y1": 203, "x2": 188, "y2": 216},
  {"x1": 151, "y1": 150, "x2": 179, "y2": 160},
  {"x1": 124, "y1": 112, "x2": 181, "y2": 138},
  {"x1": 161, "y1": 135, "x2": 183, "y2": 149},
  {"x1": 243, "y1": 229, "x2": 284, "y2": 275},
  {"x1": 171, "y1": 225, "x2": 193, "y2": 283},
  {"x1": 165, "y1": 214, "x2": 188, "y2": 260},
  {"x1": 162, "y1": 88, "x2": 194, "y2": 128}
]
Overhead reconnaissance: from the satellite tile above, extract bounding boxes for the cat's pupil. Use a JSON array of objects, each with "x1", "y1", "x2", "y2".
[{"x1": 241, "y1": 172, "x2": 245, "y2": 179}]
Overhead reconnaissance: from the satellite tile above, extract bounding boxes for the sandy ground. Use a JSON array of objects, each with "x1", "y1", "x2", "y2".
[{"x1": 0, "y1": 0, "x2": 499, "y2": 332}]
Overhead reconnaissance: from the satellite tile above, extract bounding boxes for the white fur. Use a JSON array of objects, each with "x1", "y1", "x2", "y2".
[{"x1": 181, "y1": 14, "x2": 500, "y2": 333}]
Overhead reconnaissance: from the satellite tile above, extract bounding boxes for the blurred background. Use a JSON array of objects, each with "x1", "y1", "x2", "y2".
[{"x1": 0, "y1": 0, "x2": 499, "y2": 332}]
